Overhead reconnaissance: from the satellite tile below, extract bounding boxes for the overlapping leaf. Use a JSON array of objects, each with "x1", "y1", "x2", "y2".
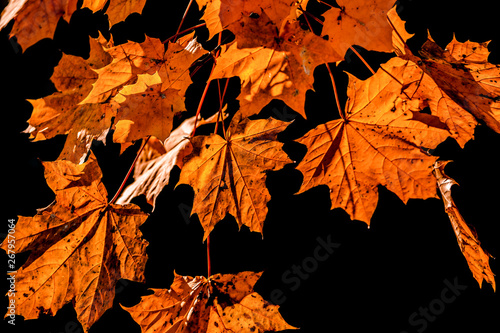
[
  {"x1": 81, "y1": 32, "x2": 206, "y2": 105},
  {"x1": 412, "y1": 35, "x2": 500, "y2": 133},
  {"x1": 82, "y1": 0, "x2": 147, "y2": 26},
  {"x1": 321, "y1": 0, "x2": 396, "y2": 57},
  {"x1": 295, "y1": 58, "x2": 450, "y2": 224},
  {"x1": 116, "y1": 113, "x2": 223, "y2": 210},
  {"x1": 112, "y1": 72, "x2": 185, "y2": 144},
  {"x1": 0, "y1": 153, "x2": 149, "y2": 332},
  {"x1": 178, "y1": 113, "x2": 293, "y2": 240},
  {"x1": 202, "y1": 0, "x2": 295, "y2": 47},
  {"x1": 122, "y1": 271, "x2": 297, "y2": 332},
  {"x1": 25, "y1": 36, "x2": 116, "y2": 164},
  {"x1": 211, "y1": 19, "x2": 342, "y2": 118}
]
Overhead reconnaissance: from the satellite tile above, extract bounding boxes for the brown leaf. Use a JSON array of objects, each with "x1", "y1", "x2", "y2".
[
  {"x1": 0, "y1": 153, "x2": 149, "y2": 331},
  {"x1": 295, "y1": 57, "x2": 450, "y2": 224},
  {"x1": 121, "y1": 271, "x2": 297, "y2": 333},
  {"x1": 402, "y1": 34, "x2": 500, "y2": 133},
  {"x1": 433, "y1": 161, "x2": 496, "y2": 291},
  {"x1": 178, "y1": 112, "x2": 293, "y2": 240},
  {"x1": 399, "y1": 60, "x2": 478, "y2": 147}
]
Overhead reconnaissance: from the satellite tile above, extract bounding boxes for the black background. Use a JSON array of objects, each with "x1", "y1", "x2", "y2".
[{"x1": 1, "y1": 0, "x2": 499, "y2": 332}]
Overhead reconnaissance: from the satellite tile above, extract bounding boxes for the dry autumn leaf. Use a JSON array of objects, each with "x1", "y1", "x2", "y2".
[
  {"x1": 399, "y1": 60, "x2": 478, "y2": 147},
  {"x1": 211, "y1": 19, "x2": 342, "y2": 119},
  {"x1": 112, "y1": 72, "x2": 185, "y2": 144},
  {"x1": 0, "y1": 0, "x2": 78, "y2": 51},
  {"x1": 122, "y1": 271, "x2": 297, "y2": 332},
  {"x1": 178, "y1": 112, "x2": 293, "y2": 240},
  {"x1": 321, "y1": 0, "x2": 396, "y2": 57},
  {"x1": 116, "y1": 113, "x2": 224, "y2": 210},
  {"x1": 81, "y1": 32, "x2": 206, "y2": 105},
  {"x1": 24, "y1": 36, "x2": 117, "y2": 164},
  {"x1": 0, "y1": 153, "x2": 149, "y2": 332},
  {"x1": 82, "y1": 0, "x2": 147, "y2": 26},
  {"x1": 202, "y1": 0, "x2": 294, "y2": 47},
  {"x1": 398, "y1": 33, "x2": 500, "y2": 134},
  {"x1": 2, "y1": 1, "x2": 499, "y2": 332},
  {"x1": 295, "y1": 58, "x2": 450, "y2": 224},
  {"x1": 433, "y1": 161, "x2": 496, "y2": 291}
]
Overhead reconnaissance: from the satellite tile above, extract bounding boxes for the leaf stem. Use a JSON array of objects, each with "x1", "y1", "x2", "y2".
[
  {"x1": 207, "y1": 234, "x2": 212, "y2": 277},
  {"x1": 318, "y1": 0, "x2": 335, "y2": 9},
  {"x1": 191, "y1": 74, "x2": 213, "y2": 137},
  {"x1": 163, "y1": 23, "x2": 206, "y2": 44},
  {"x1": 109, "y1": 136, "x2": 151, "y2": 205},
  {"x1": 326, "y1": 64, "x2": 345, "y2": 120},
  {"x1": 349, "y1": 46, "x2": 376, "y2": 75},
  {"x1": 173, "y1": 0, "x2": 195, "y2": 43}
]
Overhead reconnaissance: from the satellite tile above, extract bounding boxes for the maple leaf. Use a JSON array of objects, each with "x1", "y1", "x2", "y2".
[
  {"x1": 0, "y1": 0, "x2": 78, "y2": 51},
  {"x1": 177, "y1": 112, "x2": 293, "y2": 240},
  {"x1": 386, "y1": 6, "x2": 413, "y2": 56},
  {"x1": 112, "y1": 72, "x2": 185, "y2": 144},
  {"x1": 0, "y1": 153, "x2": 149, "y2": 331},
  {"x1": 202, "y1": 0, "x2": 294, "y2": 47},
  {"x1": 82, "y1": 0, "x2": 147, "y2": 26},
  {"x1": 397, "y1": 33, "x2": 500, "y2": 134},
  {"x1": 295, "y1": 58, "x2": 450, "y2": 224},
  {"x1": 433, "y1": 161, "x2": 496, "y2": 291},
  {"x1": 399, "y1": 60, "x2": 478, "y2": 147},
  {"x1": 25, "y1": 36, "x2": 117, "y2": 164},
  {"x1": 321, "y1": 0, "x2": 396, "y2": 57},
  {"x1": 81, "y1": 32, "x2": 206, "y2": 105},
  {"x1": 211, "y1": 20, "x2": 342, "y2": 119},
  {"x1": 116, "y1": 113, "x2": 224, "y2": 210},
  {"x1": 382, "y1": 16, "x2": 479, "y2": 146},
  {"x1": 122, "y1": 271, "x2": 297, "y2": 332}
]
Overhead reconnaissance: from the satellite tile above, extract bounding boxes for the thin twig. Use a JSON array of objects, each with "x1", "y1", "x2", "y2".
[
  {"x1": 109, "y1": 136, "x2": 151, "y2": 205},
  {"x1": 163, "y1": 23, "x2": 206, "y2": 44},
  {"x1": 326, "y1": 64, "x2": 344, "y2": 120},
  {"x1": 173, "y1": 0, "x2": 195, "y2": 43},
  {"x1": 349, "y1": 46, "x2": 376, "y2": 75}
]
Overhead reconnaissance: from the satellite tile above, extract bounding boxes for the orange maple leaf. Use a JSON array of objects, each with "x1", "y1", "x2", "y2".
[
  {"x1": 122, "y1": 271, "x2": 297, "y2": 332},
  {"x1": 433, "y1": 161, "x2": 496, "y2": 291},
  {"x1": 321, "y1": 0, "x2": 396, "y2": 57},
  {"x1": 25, "y1": 36, "x2": 117, "y2": 164},
  {"x1": 202, "y1": 0, "x2": 294, "y2": 47},
  {"x1": 112, "y1": 72, "x2": 185, "y2": 144},
  {"x1": 413, "y1": 35, "x2": 500, "y2": 133},
  {"x1": 211, "y1": 19, "x2": 342, "y2": 119},
  {"x1": 388, "y1": 15, "x2": 500, "y2": 135},
  {"x1": 398, "y1": 60, "x2": 478, "y2": 147},
  {"x1": 0, "y1": 0, "x2": 78, "y2": 51},
  {"x1": 81, "y1": 32, "x2": 206, "y2": 105},
  {"x1": 178, "y1": 112, "x2": 292, "y2": 240},
  {"x1": 0, "y1": 153, "x2": 149, "y2": 332},
  {"x1": 82, "y1": 0, "x2": 147, "y2": 26},
  {"x1": 295, "y1": 58, "x2": 450, "y2": 224},
  {"x1": 116, "y1": 113, "x2": 223, "y2": 210}
]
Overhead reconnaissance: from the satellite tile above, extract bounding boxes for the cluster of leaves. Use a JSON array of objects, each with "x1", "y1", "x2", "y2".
[{"x1": 1, "y1": 0, "x2": 499, "y2": 332}]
